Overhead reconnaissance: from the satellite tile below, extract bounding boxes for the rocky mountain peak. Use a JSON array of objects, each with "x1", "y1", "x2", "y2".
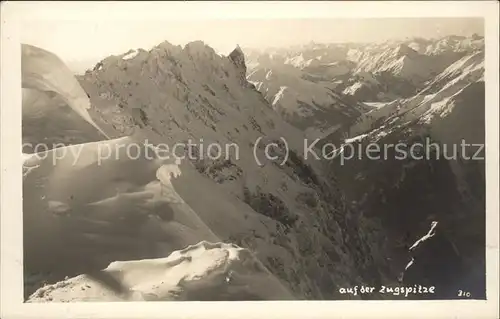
[
  {"x1": 184, "y1": 40, "x2": 216, "y2": 58},
  {"x1": 228, "y1": 44, "x2": 248, "y2": 86},
  {"x1": 229, "y1": 45, "x2": 246, "y2": 68},
  {"x1": 155, "y1": 40, "x2": 183, "y2": 55}
]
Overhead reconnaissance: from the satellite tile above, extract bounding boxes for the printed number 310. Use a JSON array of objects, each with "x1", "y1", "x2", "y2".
[{"x1": 457, "y1": 290, "x2": 472, "y2": 298}]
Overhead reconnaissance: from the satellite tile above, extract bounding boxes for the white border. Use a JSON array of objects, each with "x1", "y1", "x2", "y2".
[{"x1": 1, "y1": 1, "x2": 499, "y2": 318}]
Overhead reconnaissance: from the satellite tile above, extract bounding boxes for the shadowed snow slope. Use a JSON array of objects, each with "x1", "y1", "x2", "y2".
[
  {"x1": 24, "y1": 136, "x2": 213, "y2": 276},
  {"x1": 22, "y1": 88, "x2": 105, "y2": 151},
  {"x1": 27, "y1": 241, "x2": 293, "y2": 302},
  {"x1": 22, "y1": 44, "x2": 109, "y2": 140},
  {"x1": 23, "y1": 136, "x2": 299, "y2": 299}
]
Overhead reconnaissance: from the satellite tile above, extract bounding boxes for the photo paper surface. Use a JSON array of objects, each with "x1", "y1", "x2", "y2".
[{"x1": 1, "y1": 1, "x2": 498, "y2": 318}]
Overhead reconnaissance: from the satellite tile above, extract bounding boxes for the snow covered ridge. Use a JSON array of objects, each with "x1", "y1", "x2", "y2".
[{"x1": 27, "y1": 241, "x2": 294, "y2": 302}]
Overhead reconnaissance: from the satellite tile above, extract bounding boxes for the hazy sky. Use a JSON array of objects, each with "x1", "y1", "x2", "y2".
[{"x1": 9, "y1": 2, "x2": 484, "y2": 71}]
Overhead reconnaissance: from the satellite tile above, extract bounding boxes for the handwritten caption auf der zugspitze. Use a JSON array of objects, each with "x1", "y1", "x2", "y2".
[{"x1": 338, "y1": 285, "x2": 436, "y2": 297}]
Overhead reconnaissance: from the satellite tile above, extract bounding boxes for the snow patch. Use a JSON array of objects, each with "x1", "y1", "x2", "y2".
[
  {"x1": 272, "y1": 86, "x2": 288, "y2": 106},
  {"x1": 363, "y1": 102, "x2": 388, "y2": 109},
  {"x1": 343, "y1": 82, "x2": 364, "y2": 95},
  {"x1": 265, "y1": 69, "x2": 273, "y2": 80},
  {"x1": 122, "y1": 49, "x2": 139, "y2": 60},
  {"x1": 345, "y1": 133, "x2": 369, "y2": 144}
]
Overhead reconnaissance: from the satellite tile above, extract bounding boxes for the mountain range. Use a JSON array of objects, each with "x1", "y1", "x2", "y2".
[{"x1": 22, "y1": 33, "x2": 485, "y2": 301}]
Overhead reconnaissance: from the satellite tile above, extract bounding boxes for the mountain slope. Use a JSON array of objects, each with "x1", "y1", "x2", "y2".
[
  {"x1": 247, "y1": 65, "x2": 365, "y2": 139},
  {"x1": 346, "y1": 50, "x2": 484, "y2": 139}
]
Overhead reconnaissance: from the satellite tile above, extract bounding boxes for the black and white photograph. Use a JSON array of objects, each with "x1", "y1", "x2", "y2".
[{"x1": 1, "y1": 1, "x2": 499, "y2": 318}]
